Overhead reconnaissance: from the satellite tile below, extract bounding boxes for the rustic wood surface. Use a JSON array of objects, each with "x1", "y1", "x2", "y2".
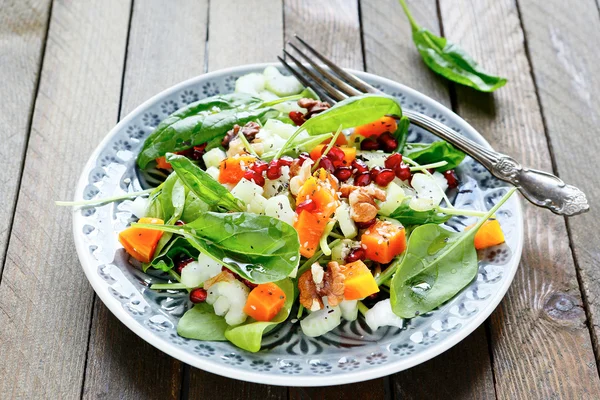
[{"x1": 1, "y1": 0, "x2": 599, "y2": 399}]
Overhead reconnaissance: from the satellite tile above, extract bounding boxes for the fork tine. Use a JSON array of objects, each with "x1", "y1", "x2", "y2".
[
  {"x1": 282, "y1": 50, "x2": 347, "y2": 102},
  {"x1": 287, "y1": 42, "x2": 362, "y2": 98},
  {"x1": 277, "y1": 56, "x2": 334, "y2": 104},
  {"x1": 294, "y1": 35, "x2": 380, "y2": 94}
]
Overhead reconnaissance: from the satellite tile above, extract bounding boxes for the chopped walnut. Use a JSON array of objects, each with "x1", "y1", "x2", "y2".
[
  {"x1": 298, "y1": 262, "x2": 346, "y2": 310},
  {"x1": 298, "y1": 98, "x2": 331, "y2": 119},
  {"x1": 340, "y1": 184, "x2": 387, "y2": 223},
  {"x1": 221, "y1": 121, "x2": 261, "y2": 148}
]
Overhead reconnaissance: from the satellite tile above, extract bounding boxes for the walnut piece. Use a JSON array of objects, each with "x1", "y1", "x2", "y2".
[
  {"x1": 298, "y1": 98, "x2": 331, "y2": 119},
  {"x1": 298, "y1": 261, "x2": 346, "y2": 310},
  {"x1": 221, "y1": 121, "x2": 261, "y2": 148},
  {"x1": 340, "y1": 184, "x2": 387, "y2": 223}
]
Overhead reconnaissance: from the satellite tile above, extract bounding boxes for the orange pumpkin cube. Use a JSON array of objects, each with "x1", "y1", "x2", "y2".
[
  {"x1": 470, "y1": 219, "x2": 505, "y2": 250},
  {"x1": 342, "y1": 260, "x2": 379, "y2": 300},
  {"x1": 360, "y1": 220, "x2": 406, "y2": 264},
  {"x1": 295, "y1": 211, "x2": 329, "y2": 258},
  {"x1": 118, "y1": 217, "x2": 164, "y2": 263},
  {"x1": 353, "y1": 116, "x2": 398, "y2": 138},
  {"x1": 243, "y1": 283, "x2": 287, "y2": 322},
  {"x1": 218, "y1": 155, "x2": 256, "y2": 184}
]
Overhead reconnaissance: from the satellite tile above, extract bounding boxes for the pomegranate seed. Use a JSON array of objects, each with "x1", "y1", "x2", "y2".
[
  {"x1": 190, "y1": 288, "x2": 208, "y2": 303},
  {"x1": 191, "y1": 143, "x2": 208, "y2": 160},
  {"x1": 243, "y1": 170, "x2": 264, "y2": 186},
  {"x1": 355, "y1": 218, "x2": 377, "y2": 229},
  {"x1": 266, "y1": 160, "x2": 282, "y2": 180},
  {"x1": 354, "y1": 171, "x2": 372, "y2": 186},
  {"x1": 345, "y1": 247, "x2": 366, "y2": 263},
  {"x1": 395, "y1": 163, "x2": 412, "y2": 181},
  {"x1": 375, "y1": 168, "x2": 395, "y2": 186},
  {"x1": 296, "y1": 199, "x2": 317, "y2": 214},
  {"x1": 352, "y1": 159, "x2": 368, "y2": 174},
  {"x1": 289, "y1": 111, "x2": 305, "y2": 126},
  {"x1": 370, "y1": 166, "x2": 382, "y2": 180},
  {"x1": 278, "y1": 156, "x2": 293, "y2": 167},
  {"x1": 175, "y1": 256, "x2": 194, "y2": 274},
  {"x1": 317, "y1": 157, "x2": 335, "y2": 173},
  {"x1": 384, "y1": 153, "x2": 402, "y2": 170},
  {"x1": 298, "y1": 152, "x2": 311, "y2": 164},
  {"x1": 377, "y1": 132, "x2": 398, "y2": 152},
  {"x1": 243, "y1": 279, "x2": 258, "y2": 289},
  {"x1": 251, "y1": 160, "x2": 268, "y2": 174},
  {"x1": 360, "y1": 138, "x2": 380, "y2": 151},
  {"x1": 444, "y1": 170, "x2": 459, "y2": 188},
  {"x1": 367, "y1": 292, "x2": 380, "y2": 301},
  {"x1": 327, "y1": 146, "x2": 345, "y2": 163},
  {"x1": 334, "y1": 166, "x2": 353, "y2": 182},
  {"x1": 174, "y1": 220, "x2": 186, "y2": 226}
]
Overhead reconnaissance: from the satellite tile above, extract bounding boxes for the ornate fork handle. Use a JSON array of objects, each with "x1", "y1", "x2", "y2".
[{"x1": 404, "y1": 110, "x2": 589, "y2": 216}]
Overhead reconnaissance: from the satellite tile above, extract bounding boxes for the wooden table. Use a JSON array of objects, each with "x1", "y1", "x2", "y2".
[{"x1": 1, "y1": 0, "x2": 599, "y2": 398}]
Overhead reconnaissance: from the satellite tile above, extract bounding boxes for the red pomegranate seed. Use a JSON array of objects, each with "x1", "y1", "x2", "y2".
[
  {"x1": 377, "y1": 132, "x2": 398, "y2": 152},
  {"x1": 375, "y1": 168, "x2": 395, "y2": 186},
  {"x1": 317, "y1": 157, "x2": 335, "y2": 173},
  {"x1": 327, "y1": 146, "x2": 345, "y2": 163},
  {"x1": 278, "y1": 156, "x2": 293, "y2": 167},
  {"x1": 190, "y1": 288, "x2": 208, "y2": 303},
  {"x1": 384, "y1": 153, "x2": 402, "y2": 170},
  {"x1": 191, "y1": 143, "x2": 208, "y2": 160},
  {"x1": 334, "y1": 166, "x2": 353, "y2": 182},
  {"x1": 296, "y1": 199, "x2": 317, "y2": 214},
  {"x1": 174, "y1": 220, "x2": 186, "y2": 226},
  {"x1": 289, "y1": 111, "x2": 305, "y2": 126},
  {"x1": 267, "y1": 160, "x2": 282, "y2": 180},
  {"x1": 298, "y1": 152, "x2": 311, "y2": 164},
  {"x1": 243, "y1": 170, "x2": 264, "y2": 186},
  {"x1": 243, "y1": 279, "x2": 258, "y2": 289},
  {"x1": 370, "y1": 166, "x2": 382, "y2": 180},
  {"x1": 355, "y1": 218, "x2": 377, "y2": 229},
  {"x1": 360, "y1": 138, "x2": 380, "y2": 151},
  {"x1": 176, "y1": 257, "x2": 194, "y2": 274},
  {"x1": 354, "y1": 171, "x2": 372, "y2": 186},
  {"x1": 352, "y1": 159, "x2": 368, "y2": 174},
  {"x1": 345, "y1": 247, "x2": 366, "y2": 263},
  {"x1": 395, "y1": 163, "x2": 412, "y2": 181},
  {"x1": 251, "y1": 160, "x2": 268, "y2": 174},
  {"x1": 444, "y1": 170, "x2": 459, "y2": 188}
]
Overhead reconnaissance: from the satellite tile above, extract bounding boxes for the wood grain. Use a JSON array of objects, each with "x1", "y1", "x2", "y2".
[
  {"x1": 0, "y1": 0, "x2": 52, "y2": 276},
  {"x1": 439, "y1": 0, "x2": 600, "y2": 398},
  {"x1": 362, "y1": 1, "x2": 495, "y2": 398},
  {"x1": 0, "y1": 0, "x2": 130, "y2": 398},
  {"x1": 516, "y1": 0, "x2": 600, "y2": 364},
  {"x1": 208, "y1": 0, "x2": 284, "y2": 70},
  {"x1": 187, "y1": 0, "x2": 288, "y2": 397},
  {"x1": 81, "y1": 1, "x2": 208, "y2": 399}
]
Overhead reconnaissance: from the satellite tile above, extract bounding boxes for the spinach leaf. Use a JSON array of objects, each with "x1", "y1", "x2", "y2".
[
  {"x1": 403, "y1": 141, "x2": 465, "y2": 171},
  {"x1": 388, "y1": 198, "x2": 451, "y2": 226},
  {"x1": 275, "y1": 94, "x2": 402, "y2": 158},
  {"x1": 135, "y1": 212, "x2": 301, "y2": 283},
  {"x1": 145, "y1": 236, "x2": 198, "y2": 272},
  {"x1": 398, "y1": 0, "x2": 507, "y2": 92},
  {"x1": 224, "y1": 279, "x2": 294, "y2": 352},
  {"x1": 394, "y1": 115, "x2": 411, "y2": 152},
  {"x1": 137, "y1": 99, "x2": 275, "y2": 168},
  {"x1": 390, "y1": 188, "x2": 516, "y2": 318},
  {"x1": 177, "y1": 302, "x2": 229, "y2": 341},
  {"x1": 167, "y1": 153, "x2": 244, "y2": 212},
  {"x1": 181, "y1": 191, "x2": 209, "y2": 222}
]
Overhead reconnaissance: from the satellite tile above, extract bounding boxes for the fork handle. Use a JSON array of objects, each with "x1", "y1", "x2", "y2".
[{"x1": 403, "y1": 110, "x2": 589, "y2": 216}]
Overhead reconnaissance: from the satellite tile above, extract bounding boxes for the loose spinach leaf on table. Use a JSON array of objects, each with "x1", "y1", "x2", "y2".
[
  {"x1": 225, "y1": 279, "x2": 294, "y2": 352},
  {"x1": 167, "y1": 153, "x2": 245, "y2": 212},
  {"x1": 177, "y1": 302, "x2": 229, "y2": 341},
  {"x1": 388, "y1": 198, "x2": 451, "y2": 226},
  {"x1": 135, "y1": 212, "x2": 301, "y2": 283},
  {"x1": 390, "y1": 188, "x2": 516, "y2": 318},
  {"x1": 403, "y1": 141, "x2": 465, "y2": 171},
  {"x1": 398, "y1": 0, "x2": 507, "y2": 92},
  {"x1": 137, "y1": 94, "x2": 276, "y2": 168},
  {"x1": 274, "y1": 94, "x2": 403, "y2": 158}
]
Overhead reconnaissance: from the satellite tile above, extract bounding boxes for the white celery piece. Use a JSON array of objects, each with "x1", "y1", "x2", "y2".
[
  {"x1": 118, "y1": 196, "x2": 149, "y2": 219},
  {"x1": 180, "y1": 253, "x2": 222, "y2": 288},
  {"x1": 234, "y1": 72, "x2": 266, "y2": 96},
  {"x1": 334, "y1": 203, "x2": 357, "y2": 238},
  {"x1": 202, "y1": 148, "x2": 227, "y2": 169},
  {"x1": 264, "y1": 195, "x2": 296, "y2": 226},
  {"x1": 263, "y1": 66, "x2": 304, "y2": 96},
  {"x1": 409, "y1": 172, "x2": 447, "y2": 211},
  {"x1": 231, "y1": 178, "x2": 267, "y2": 214},
  {"x1": 340, "y1": 300, "x2": 359, "y2": 322},
  {"x1": 262, "y1": 119, "x2": 297, "y2": 139},
  {"x1": 365, "y1": 299, "x2": 404, "y2": 331},
  {"x1": 300, "y1": 299, "x2": 342, "y2": 337},
  {"x1": 206, "y1": 280, "x2": 250, "y2": 326},
  {"x1": 378, "y1": 181, "x2": 406, "y2": 216},
  {"x1": 205, "y1": 166, "x2": 220, "y2": 181}
]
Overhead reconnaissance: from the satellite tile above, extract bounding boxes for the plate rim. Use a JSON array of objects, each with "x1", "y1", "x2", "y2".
[{"x1": 72, "y1": 62, "x2": 524, "y2": 386}]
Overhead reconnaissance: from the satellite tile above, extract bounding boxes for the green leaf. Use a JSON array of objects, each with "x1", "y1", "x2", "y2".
[
  {"x1": 177, "y1": 302, "x2": 229, "y2": 341},
  {"x1": 390, "y1": 188, "x2": 516, "y2": 318},
  {"x1": 275, "y1": 94, "x2": 402, "y2": 158},
  {"x1": 181, "y1": 191, "x2": 209, "y2": 222},
  {"x1": 135, "y1": 212, "x2": 301, "y2": 284},
  {"x1": 224, "y1": 279, "x2": 294, "y2": 352},
  {"x1": 398, "y1": 0, "x2": 506, "y2": 92},
  {"x1": 137, "y1": 93, "x2": 275, "y2": 168},
  {"x1": 403, "y1": 141, "x2": 465, "y2": 171},
  {"x1": 144, "y1": 236, "x2": 198, "y2": 272},
  {"x1": 394, "y1": 115, "x2": 411, "y2": 152},
  {"x1": 388, "y1": 198, "x2": 451, "y2": 226},
  {"x1": 167, "y1": 153, "x2": 245, "y2": 212}
]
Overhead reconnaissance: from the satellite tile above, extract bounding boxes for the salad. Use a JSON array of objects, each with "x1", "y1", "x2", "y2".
[{"x1": 90, "y1": 67, "x2": 514, "y2": 352}]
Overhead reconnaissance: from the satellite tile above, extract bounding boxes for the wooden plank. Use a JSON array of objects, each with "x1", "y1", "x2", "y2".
[
  {"x1": 207, "y1": 0, "x2": 284, "y2": 70},
  {"x1": 362, "y1": 1, "x2": 495, "y2": 398},
  {"x1": 0, "y1": 0, "x2": 131, "y2": 398},
  {"x1": 284, "y1": 0, "x2": 387, "y2": 397},
  {"x1": 516, "y1": 0, "x2": 600, "y2": 364},
  {"x1": 81, "y1": 3, "x2": 209, "y2": 398},
  {"x1": 188, "y1": 0, "x2": 287, "y2": 397},
  {"x1": 439, "y1": 0, "x2": 600, "y2": 398},
  {"x1": 0, "y1": 0, "x2": 52, "y2": 276}
]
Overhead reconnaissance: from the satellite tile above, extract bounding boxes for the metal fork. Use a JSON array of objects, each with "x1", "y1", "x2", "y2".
[{"x1": 278, "y1": 35, "x2": 589, "y2": 217}]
